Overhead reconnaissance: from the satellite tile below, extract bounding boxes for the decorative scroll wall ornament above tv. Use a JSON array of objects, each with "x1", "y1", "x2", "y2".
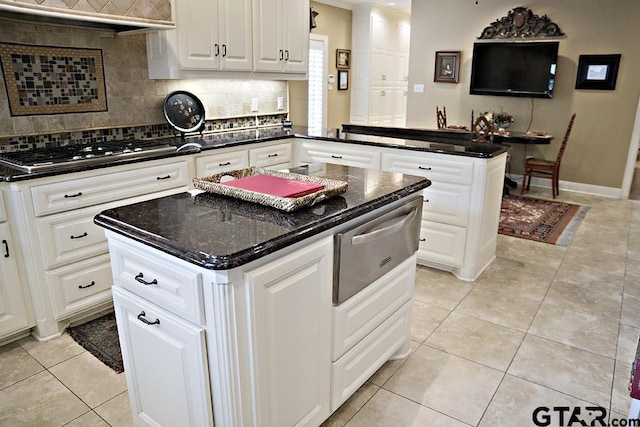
[
  {"x1": 478, "y1": 7, "x2": 564, "y2": 39},
  {"x1": 0, "y1": 43, "x2": 107, "y2": 116}
]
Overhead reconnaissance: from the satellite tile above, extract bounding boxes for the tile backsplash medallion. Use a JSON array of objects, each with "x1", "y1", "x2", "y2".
[{"x1": 0, "y1": 17, "x2": 288, "y2": 152}]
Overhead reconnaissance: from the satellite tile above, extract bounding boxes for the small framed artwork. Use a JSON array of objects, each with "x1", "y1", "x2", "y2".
[
  {"x1": 575, "y1": 54, "x2": 621, "y2": 90},
  {"x1": 434, "y1": 51, "x2": 460, "y2": 83},
  {"x1": 338, "y1": 70, "x2": 349, "y2": 90},
  {"x1": 336, "y1": 49, "x2": 351, "y2": 69}
]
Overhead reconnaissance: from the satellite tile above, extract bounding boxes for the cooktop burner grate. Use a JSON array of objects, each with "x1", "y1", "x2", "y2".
[{"x1": 0, "y1": 140, "x2": 178, "y2": 173}]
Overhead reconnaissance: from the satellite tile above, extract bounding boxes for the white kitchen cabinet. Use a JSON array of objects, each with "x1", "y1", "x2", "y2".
[
  {"x1": 112, "y1": 286, "x2": 213, "y2": 427},
  {"x1": 147, "y1": 0, "x2": 252, "y2": 78},
  {"x1": 0, "y1": 219, "x2": 32, "y2": 342},
  {"x1": 249, "y1": 141, "x2": 292, "y2": 169},
  {"x1": 244, "y1": 236, "x2": 332, "y2": 427},
  {"x1": 350, "y1": 5, "x2": 410, "y2": 126},
  {"x1": 296, "y1": 140, "x2": 381, "y2": 170},
  {"x1": 7, "y1": 158, "x2": 192, "y2": 339},
  {"x1": 252, "y1": 0, "x2": 309, "y2": 74},
  {"x1": 380, "y1": 148, "x2": 507, "y2": 280},
  {"x1": 195, "y1": 147, "x2": 249, "y2": 177}
]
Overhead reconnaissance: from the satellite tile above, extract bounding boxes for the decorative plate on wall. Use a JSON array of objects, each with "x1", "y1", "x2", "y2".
[{"x1": 163, "y1": 91, "x2": 206, "y2": 134}]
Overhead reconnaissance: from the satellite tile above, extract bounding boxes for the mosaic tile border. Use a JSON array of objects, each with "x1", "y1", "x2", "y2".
[
  {"x1": 0, "y1": 113, "x2": 289, "y2": 153},
  {"x1": 0, "y1": 43, "x2": 107, "y2": 116}
]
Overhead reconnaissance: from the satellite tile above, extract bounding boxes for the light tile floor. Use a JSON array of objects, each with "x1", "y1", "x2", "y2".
[{"x1": 1, "y1": 188, "x2": 639, "y2": 426}]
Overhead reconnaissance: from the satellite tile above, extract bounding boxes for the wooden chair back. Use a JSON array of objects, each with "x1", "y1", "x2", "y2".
[
  {"x1": 472, "y1": 115, "x2": 494, "y2": 142},
  {"x1": 436, "y1": 106, "x2": 447, "y2": 129},
  {"x1": 554, "y1": 113, "x2": 577, "y2": 167}
]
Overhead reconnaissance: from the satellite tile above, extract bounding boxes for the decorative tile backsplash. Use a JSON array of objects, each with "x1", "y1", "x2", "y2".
[{"x1": 0, "y1": 43, "x2": 107, "y2": 116}]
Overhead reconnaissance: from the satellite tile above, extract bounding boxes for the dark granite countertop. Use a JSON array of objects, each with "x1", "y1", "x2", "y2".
[
  {"x1": 1, "y1": 125, "x2": 507, "y2": 182},
  {"x1": 94, "y1": 163, "x2": 430, "y2": 270}
]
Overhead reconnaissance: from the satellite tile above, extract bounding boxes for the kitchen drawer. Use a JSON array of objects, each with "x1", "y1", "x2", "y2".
[
  {"x1": 108, "y1": 236, "x2": 204, "y2": 325},
  {"x1": 31, "y1": 160, "x2": 190, "y2": 216},
  {"x1": 249, "y1": 142, "x2": 292, "y2": 168},
  {"x1": 0, "y1": 190, "x2": 6, "y2": 222},
  {"x1": 46, "y1": 254, "x2": 113, "y2": 320},
  {"x1": 195, "y1": 149, "x2": 249, "y2": 176},
  {"x1": 298, "y1": 141, "x2": 381, "y2": 170},
  {"x1": 331, "y1": 300, "x2": 411, "y2": 411},
  {"x1": 332, "y1": 255, "x2": 415, "y2": 361},
  {"x1": 422, "y1": 182, "x2": 471, "y2": 227},
  {"x1": 381, "y1": 151, "x2": 474, "y2": 185},
  {"x1": 418, "y1": 220, "x2": 466, "y2": 268}
]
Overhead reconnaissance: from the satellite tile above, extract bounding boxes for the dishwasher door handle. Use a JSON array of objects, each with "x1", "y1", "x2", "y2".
[{"x1": 351, "y1": 207, "x2": 418, "y2": 245}]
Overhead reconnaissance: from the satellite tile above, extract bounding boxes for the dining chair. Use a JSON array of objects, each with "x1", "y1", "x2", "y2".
[
  {"x1": 521, "y1": 113, "x2": 577, "y2": 198},
  {"x1": 436, "y1": 106, "x2": 447, "y2": 129},
  {"x1": 472, "y1": 114, "x2": 494, "y2": 142}
]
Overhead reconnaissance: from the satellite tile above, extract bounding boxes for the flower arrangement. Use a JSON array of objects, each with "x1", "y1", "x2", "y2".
[{"x1": 480, "y1": 109, "x2": 514, "y2": 128}]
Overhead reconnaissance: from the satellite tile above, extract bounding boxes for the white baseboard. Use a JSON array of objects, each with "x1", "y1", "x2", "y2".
[{"x1": 510, "y1": 174, "x2": 622, "y2": 199}]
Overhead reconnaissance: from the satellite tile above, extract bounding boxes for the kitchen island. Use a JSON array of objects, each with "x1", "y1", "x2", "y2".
[{"x1": 94, "y1": 163, "x2": 430, "y2": 427}]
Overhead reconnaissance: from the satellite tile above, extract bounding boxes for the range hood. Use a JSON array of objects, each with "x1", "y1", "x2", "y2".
[{"x1": 0, "y1": 3, "x2": 174, "y2": 34}]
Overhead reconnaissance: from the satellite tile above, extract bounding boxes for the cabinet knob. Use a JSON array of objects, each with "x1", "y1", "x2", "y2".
[
  {"x1": 135, "y1": 272, "x2": 158, "y2": 286},
  {"x1": 284, "y1": 50, "x2": 290, "y2": 61},
  {"x1": 279, "y1": 50, "x2": 284, "y2": 61},
  {"x1": 78, "y1": 281, "x2": 96, "y2": 289},
  {"x1": 418, "y1": 166, "x2": 431, "y2": 171},
  {"x1": 137, "y1": 311, "x2": 160, "y2": 326},
  {"x1": 219, "y1": 161, "x2": 231, "y2": 166},
  {"x1": 267, "y1": 153, "x2": 279, "y2": 158},
  {"x1": 331, "y1": 155, "x2": 343, "y2": 159},
  {"x1": 222, "y1": 44, "x2": 227, "y2": 57},
  {"x1": 70, "y1": 232, "x2": 88, "y2": 240},
  {"x1": 156, "y1": 175, "x2": 171, "y2": 180},
  {"x1": 214, "y1": 44, "x2": 220, "y2": 57},
  {"x1": 2, "y1": 239, "x2": 8, "y2": 258},
  {"x1": 64, "y1": 192, "x2": 83, "y2": 198}
]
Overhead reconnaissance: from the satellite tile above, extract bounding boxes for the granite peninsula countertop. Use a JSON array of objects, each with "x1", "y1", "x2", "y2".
[
  {"x1": 0, "y1": 125, "x2": 507, "y2": 182},
  {"x1": 94, "y1": 163, "x2": 430, "y2": 270}
]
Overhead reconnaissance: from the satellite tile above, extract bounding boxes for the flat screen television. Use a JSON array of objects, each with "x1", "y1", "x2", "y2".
[{"x1": 469, "y1": 41, "x2": 559, "y2": 98}]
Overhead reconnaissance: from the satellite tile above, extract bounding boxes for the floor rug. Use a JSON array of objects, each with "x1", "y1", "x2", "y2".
[
  {"x1": 499, "y1": 194, "x2": 589, "y2": 246},
  {"x1": 67, "y1": 312, "x2": 123, "y2": 373}
]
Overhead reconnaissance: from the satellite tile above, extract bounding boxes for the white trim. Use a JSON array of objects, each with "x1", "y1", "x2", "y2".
[
  {"x1": 309, "y1": 34, "x2": 329, "y2": 132},
  {"x1": 515, "y1": 175, "x2": 621, "y2": 199},
  {"x1": 621, "y1": 96, "x2": 640, "y2": 199}
]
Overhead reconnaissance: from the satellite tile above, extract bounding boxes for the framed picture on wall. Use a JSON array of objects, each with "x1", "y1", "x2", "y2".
[
  {"x1": 434, "y1": 51, "x2": 460, "y2": 83},
  {"x1": 336, "y1": 49, "x2": 351, "y2": 69},
  {"x1": 338, "y1": 70, "x2": 349, "y2": 90},
  {"x1": 575, "y1": 54, "x2": 621, "y2": 90}
]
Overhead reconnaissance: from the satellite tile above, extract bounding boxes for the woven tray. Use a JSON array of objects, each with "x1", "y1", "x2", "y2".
[{"x1": 193, "y1": 166, "x2": 348, "y2": 212}]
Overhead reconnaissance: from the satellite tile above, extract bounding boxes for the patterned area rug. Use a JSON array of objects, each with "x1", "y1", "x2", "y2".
[
  {"x1": 67, "y1": 312, "x2": 123, "y2": 373},
  {"x1": 499, "y1": 194, "x2": 589, "y2": 246}
]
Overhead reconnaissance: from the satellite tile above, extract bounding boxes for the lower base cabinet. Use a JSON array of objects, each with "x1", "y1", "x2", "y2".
[{"x1": 112, "y1": 287, "x2": 213, "y2": 427}]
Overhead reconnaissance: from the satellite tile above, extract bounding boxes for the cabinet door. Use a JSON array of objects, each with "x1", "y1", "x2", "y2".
[
  {"x1": 245, "y1": 237, "x2": 332, "y2": 427},
  {"x1": 252, "y1": 0, "x2": 283, "y2": 72},
  {"x1": 177, "y1": 0, "x2": 221, "y2": 70},
  {"x1": 0, "y1": 222, "x2": 31, "y2": 338},
  {"x1": 195, "y1": 149, "x2": 249, "y2": 176},
  {"x1": 281, "y1": 0, "x2": 309, "y2": 73},
  {"x1": 112, "y1": 287, "x2": 213, "y2": 427},
  {"x1": 218, "y1": 0, "x2": 253, "y2": 71}
]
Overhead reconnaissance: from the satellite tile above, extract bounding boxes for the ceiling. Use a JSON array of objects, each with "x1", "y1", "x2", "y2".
[{"x1": 313, "y1": 0, "x2": 411, "y2": 14}]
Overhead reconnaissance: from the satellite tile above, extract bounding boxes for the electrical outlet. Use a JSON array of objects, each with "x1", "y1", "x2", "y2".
[
  {"x1": 251, "y1": 98, "x2": 259, "y2": 112},
  {"x1": 277, "y1": 97, "x2": 284, "y2": 110}
]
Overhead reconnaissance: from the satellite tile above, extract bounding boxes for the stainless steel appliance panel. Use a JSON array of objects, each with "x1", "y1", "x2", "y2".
[{"x1": 334, "y1": 196, "x2": 422, "y2": 305}]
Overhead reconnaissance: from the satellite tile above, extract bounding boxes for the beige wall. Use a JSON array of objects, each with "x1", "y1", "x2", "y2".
[
  {"x1": 407, "y1": 0, "x2": 640, "y2": 190},
  {"x1": 289, "y1": 1, "x2": 351, "y2": 131},
  {"x1": 0, "y1": 18, "x2": 287, "y2": 138}
]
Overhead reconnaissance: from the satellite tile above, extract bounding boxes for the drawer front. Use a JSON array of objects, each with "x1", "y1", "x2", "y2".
[
  {"x1": 0, "y1": 190, "x2": 6, "y2": 222},
  {"x1": 332, "y1": 255, "x2": 415, "y2": 361},
  {"x1": 331, "y1": 300, "x2": 411, "y2": 411},
  {"x1": 109, "y1": 237, "x2": 204, "y2": 325},
  {"x1": 418, "y1": 220, "x2": 466, "y2": 267},
  {"x1": 46, "y1": 254, "x2": 113, "y2": 320},
  {"x1": 381, "y1": 152, "x2": 474, "y2": 185},
  {"x1": 31, "y1": 161, "x2": 190, "y2": 216},
  {"x1": 249, "y1": 142, "x2": 292, "y2": 168},
  {"x1": 37, "y1": 207, "x2": 107, "y2": 269},
  {"x1": 422, "y1": 182, "x2": 471, "y2": 226},
  {"x1": 195, "y1": 149, "x2": 249, "y2": 176},
  {"x1": 298, "y1": 141, "x2": 381, "y2": 169}
]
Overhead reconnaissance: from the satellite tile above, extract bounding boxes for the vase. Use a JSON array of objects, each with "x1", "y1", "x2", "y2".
[{"x1": 495, "y1": 121, "x2": 511, "y2": 129}]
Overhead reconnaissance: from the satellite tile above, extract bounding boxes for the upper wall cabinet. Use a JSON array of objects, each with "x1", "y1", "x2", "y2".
[
  {"x1": 0, "y1": 0, "x2": 174, "y2": 31},
  {"x1": 147, "y1": 0, "x2": 252, "y2": 78},
  {"x1": 252, "y1": 0, "x2": 309, "y2": 74}
]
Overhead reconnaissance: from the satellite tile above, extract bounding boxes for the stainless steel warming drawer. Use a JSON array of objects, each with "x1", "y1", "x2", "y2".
[{"x1": 333, "y1": 196, "x2": 422, "y2": 305}]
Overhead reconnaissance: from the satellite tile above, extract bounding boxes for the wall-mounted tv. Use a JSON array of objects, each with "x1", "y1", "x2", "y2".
[{"x1": 469, "y1": 41, "x2": 559, "y2": 98}]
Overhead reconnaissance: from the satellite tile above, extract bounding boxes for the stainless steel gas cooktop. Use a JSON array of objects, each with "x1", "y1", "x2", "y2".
[{"x1": 0, "y1": 140, "x2": 179, "y2": 173}]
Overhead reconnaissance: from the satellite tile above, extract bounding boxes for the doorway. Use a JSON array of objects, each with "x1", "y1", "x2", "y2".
[{"x1": 308, "y1": 34, "x2": 328, "y2": 135}]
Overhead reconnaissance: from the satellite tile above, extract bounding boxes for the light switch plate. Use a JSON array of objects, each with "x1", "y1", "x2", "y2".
[
  {"x1": 251, "y1": 98, "x2": 259, "y2": 112},
  {"x1": 277, "y1": 97, "x2": 284, "y2": 110},
  {"x1": 413, "y1": 84, "x2": 425, "y2": 93}
]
